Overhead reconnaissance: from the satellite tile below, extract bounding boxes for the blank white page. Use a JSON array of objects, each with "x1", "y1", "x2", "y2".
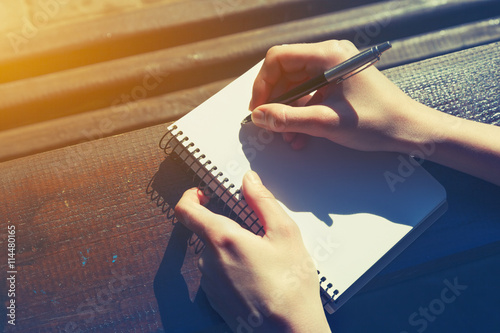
[{"x1": 169, "y1": 61, "x2": 446, "y2": 309}]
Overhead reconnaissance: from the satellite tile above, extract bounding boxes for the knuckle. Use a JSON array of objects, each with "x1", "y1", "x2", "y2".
[
  {"x1": 266, "y1": 45, "x2": 283, "y2": 60},
  {"x1": 267, "y1": 43, "x2": 290, "y2": 55},
  {"x1": 330, "y1": 39, "x2": 358, "y2": 60},
  {"x1": 269, "y1": 105, "x2": 288, "y2": 132},
  {"x1": 277, "y1": 219, "x2": 301, "y2": 239},
  {"x1": 174, "y1": 200, "x2": 188, "y2": 221},
  {"x1": 257, "y1": 192, "x2": 276, "y2": 204},
  {"x1": 211, "y1": 229, "x2": 238, "y2": 250},
  {"x1": 338, "y1": 39, "x2": 357, "y2": 52},
  {"x1": 317, "y1": 105, "x2": 339, "y2": 130}
]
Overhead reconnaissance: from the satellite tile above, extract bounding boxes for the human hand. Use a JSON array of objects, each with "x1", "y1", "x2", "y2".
[
  {"x1": 249, "y1": 39, "x2": 440, "y2": 153},
  {"x1": 175, "y1": 171, "x2": 331, "y2": 333}
]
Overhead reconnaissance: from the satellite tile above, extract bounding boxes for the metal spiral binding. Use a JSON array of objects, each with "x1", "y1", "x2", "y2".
[
  {"x1": 186, "y1": 148, "x2": 201, "y2": 165},
  {"x1": 198, "y1": 165, "x2": 217, "y2": 194},
  {"x1": 170, "y1": 136, "x2": 189, "y2": 158},
  {"x1": 146, "y1": 173, "x2": 171, "y2": 214},
  {"x1": 213, "y1": 177, "x2": 229, "y2": 194},
  {"x1": 159, "y1": 125, "x2": 178, "y2": 151},
  {"x1": 189, "y1": 153, "x2": 206, "y2": 182},
  {"x1": 223, "y1": 186, "x2": 239, "y2": 219},
  {"x1": 318, "y1": 270, "x2": 339, "y2": 308},
  {"x1": 158, "y1": 125, "x2": 264, "y2": 245},
  {"x1": 222, "y1": 188, "x2": 238, "y2": 213},
  {"x1": 203, "y1": 171, "x2": 223, "y2": 196}
]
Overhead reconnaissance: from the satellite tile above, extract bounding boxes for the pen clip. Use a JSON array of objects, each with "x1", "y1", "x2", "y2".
[{"x1": 336, "y1": 57, "x2": 380, "y2": 84}]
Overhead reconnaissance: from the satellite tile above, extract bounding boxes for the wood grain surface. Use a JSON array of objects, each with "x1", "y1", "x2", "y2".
[{"x1": 0, "y1": 42, "x2": 499, "y2": 332}]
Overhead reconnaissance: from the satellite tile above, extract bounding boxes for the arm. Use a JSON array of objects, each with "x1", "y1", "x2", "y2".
[
  {"x1": 410, "y1": 106, "x2": 500, "y2": 186},
  {"x1": 175, "y1": 171, "x2": 331, "y2": 333},
  {"x1": 249, "y1": 39, "x2": 500, "y2": 186}
]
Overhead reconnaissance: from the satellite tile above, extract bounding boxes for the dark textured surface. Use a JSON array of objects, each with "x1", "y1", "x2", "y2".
[
  {"x1": 377, "y1": 16, "x2": 500, "y2": 69},
  {"x1": 386, "y1": 41, "x2": 500, "y2": 125}
]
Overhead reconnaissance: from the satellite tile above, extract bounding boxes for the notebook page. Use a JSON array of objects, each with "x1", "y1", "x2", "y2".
[{"x1": 169, "y1": 61, "x2": 446, "y2": 304}]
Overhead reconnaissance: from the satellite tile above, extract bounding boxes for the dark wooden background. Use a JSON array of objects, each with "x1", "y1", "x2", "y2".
[{"x1": 1, "y1": 0, "x2": 500, "y2": 332}]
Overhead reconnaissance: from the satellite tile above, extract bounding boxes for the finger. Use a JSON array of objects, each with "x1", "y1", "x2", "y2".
[
  {"x1": 290, "y1": 133, "x2": 310, "y2": 150},
  {"x1": 175, "y1": 188, "x2": 240, "y2": 244},
  {"x1": 251, "y1": 103, "x2": 338, "y2": 138},
  {"x1": 282, "y1": 132, "x2": 310, "y2": 150},
  {"x1": 249, "y1": 40, "x2": 358, "y2": 110},
  {"x1": 282, "y1": 132, "x2": 296, "y2": 143},
  {"x1": 241, "y1": 171, "x2": 299, "y2": 239}
]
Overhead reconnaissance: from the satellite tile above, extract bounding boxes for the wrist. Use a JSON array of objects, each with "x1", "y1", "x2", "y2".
[
  {"x1": 388, "y1": 101, "x2": 451, "y2": 157},
  {"x1": 257, "y1": 295, "x2": 330, "y2": 333},
  {"x1": 279, "y1": 300, "x2": 331, "y2": 333}
]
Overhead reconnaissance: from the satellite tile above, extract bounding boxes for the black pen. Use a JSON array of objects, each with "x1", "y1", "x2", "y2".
[{"x1": 241, "y1": 41, "x2": 392, "y2": 124}]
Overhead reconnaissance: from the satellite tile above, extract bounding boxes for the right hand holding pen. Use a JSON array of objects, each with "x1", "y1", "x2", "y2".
[{"x1": 248, "y1": 39, "x2": 437, "y2": 153}]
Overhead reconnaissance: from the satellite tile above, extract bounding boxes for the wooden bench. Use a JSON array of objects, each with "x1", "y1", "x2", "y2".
[
  {"x1": 1, "y1": 0, "x2": 500, "y2": 331},
  {"x1": 1, "y1": 0, "x2": 500, "y2": 161}
]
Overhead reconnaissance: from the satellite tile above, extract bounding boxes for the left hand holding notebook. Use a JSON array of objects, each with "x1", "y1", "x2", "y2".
[{"x1": 175, "y1": 171, "x2": 331, "y2": 333}]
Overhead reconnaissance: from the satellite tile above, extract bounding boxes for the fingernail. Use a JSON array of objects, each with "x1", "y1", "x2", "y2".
[
  {"x1": 245, "y1": 170, "x2": 262, "y2": 184},
  {"x1": 283, "y1": 132, "x2": 295, "y2": 143},
  {"x1": 196, "y1": 188, "x2": 210, "y2": 205},
  {"x1": 251, "y1": 109, "x2": 266, "y2": 125}
]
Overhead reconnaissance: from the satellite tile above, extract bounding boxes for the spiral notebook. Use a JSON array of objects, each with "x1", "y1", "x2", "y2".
[{"x1": 161, "y1": 61, "x2": 447, "y2": 313}]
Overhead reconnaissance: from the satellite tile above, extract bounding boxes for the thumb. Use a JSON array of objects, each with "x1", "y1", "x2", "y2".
[
  {"x1": 250, "y1": 103, "x2": 337, "y2": 138},
  {"x1": 175, "y1": 188, "x2": 242, "y2": 245}
]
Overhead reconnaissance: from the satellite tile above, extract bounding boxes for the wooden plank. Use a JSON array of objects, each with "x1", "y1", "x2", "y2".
[
  {"x1": 0, "y1": 0, "x2": 181, "y2": 35},
  {"x1": 2, "y1": 0, "x2": 499, "y2": 131},
  {"x1": 2, "y1": 14, "x2": 500, "y2": 162},
  {"x1": 0, "y1": 78, "x2": 232, "y2": 162},
  {"x1": 0, "y1": 0, "x2": 372, "y2": 84},
  {"x1": 377, "y1": 15, "x2": 500, "y2": 69},
  {"x1": 0, "y1": 42, "x2": 499, "y2": 331},
  {"x1": 0, "y1": 124, "x2": 177, "y2": 332}
]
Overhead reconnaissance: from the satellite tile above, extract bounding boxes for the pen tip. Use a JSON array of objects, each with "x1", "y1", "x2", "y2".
[{"x1": 241, "y1": 114, "x2": 252, "y2": 124}]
